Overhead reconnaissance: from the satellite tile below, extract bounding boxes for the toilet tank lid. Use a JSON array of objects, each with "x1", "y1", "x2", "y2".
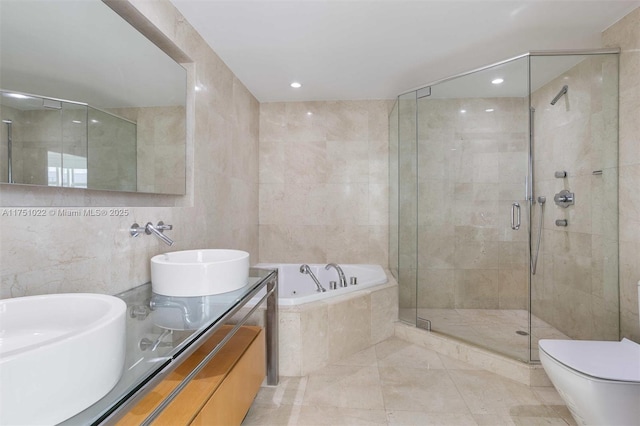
[{"x1": 539, "y1": 338, "x2": 640, "y2": 382}]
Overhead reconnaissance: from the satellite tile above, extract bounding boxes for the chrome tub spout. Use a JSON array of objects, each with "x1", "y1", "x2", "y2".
[{"x1": 325, "y1": 263, "x2": 347, "y2": 287}]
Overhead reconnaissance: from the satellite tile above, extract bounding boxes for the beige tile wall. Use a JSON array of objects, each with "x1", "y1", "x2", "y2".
[
  {"x1": 3, "y1": 108, "x2": 67, "y2": 186},
  {"x1": 109, "y1": 106, "x2": 186, "y2": 195},
  {"x1": 531, "y1": 55, "x2": 619, "y2": 341},
  {"x1": 258, "y1": 100, "x2": 392, "y2": 265},
  {"x1": 88, "y1": 108, "x2": 137, "y2": 192},
  {"x1": 399, "y1": 97, "x2": 529, "y2": 311},
  {"x1": 395, "y1": 94, "x2": 418, "y2": 317},
  {"x1": 0, "y1": 106, "x2": 20, "y2": 183},
  {"x1": 603, "y1": 6, "x2": 640, "y2": 341},
  {"x1": 0, "y1": 0, "x2": 259, "y2": 298}
]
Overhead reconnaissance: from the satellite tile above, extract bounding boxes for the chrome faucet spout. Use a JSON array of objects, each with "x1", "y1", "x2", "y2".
[
  {"x1": 299, "y1": 264, "x2": 326, "y2": 292},
  {"x1": 145, "y1": 221, "x2": 174, "y2": 246},
  {"x1": 325, "y1": 263, "x2": 347, "y2": 287}
]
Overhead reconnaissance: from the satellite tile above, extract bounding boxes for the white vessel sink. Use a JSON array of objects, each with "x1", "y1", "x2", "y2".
[
  {"x1": 0, "y1": 293, "x2": 126, "y2": 426},
  {"x1": 151, "y1": 249, "x2": 250, "y2": 297}
]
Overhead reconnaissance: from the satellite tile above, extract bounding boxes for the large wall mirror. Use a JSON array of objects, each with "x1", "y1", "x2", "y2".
[{"x1": 0, "y1": 0, "x2": 187, "y2": 195}]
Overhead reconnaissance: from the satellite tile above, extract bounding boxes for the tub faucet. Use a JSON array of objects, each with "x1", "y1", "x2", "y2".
[
  {"x1": 299, "y1": 264, "x2": 326, "y2": 292},
  {"x1": 325, "y1": 263, "x2": 347, "y2": 287}
]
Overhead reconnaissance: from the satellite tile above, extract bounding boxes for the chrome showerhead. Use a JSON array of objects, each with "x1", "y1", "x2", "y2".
[
  {"x1": 537, "y1": 196, "x2": 546, "y2": 205},
  {"x1": 550, "y1": 85, "x2": 568, "y2": 105}
]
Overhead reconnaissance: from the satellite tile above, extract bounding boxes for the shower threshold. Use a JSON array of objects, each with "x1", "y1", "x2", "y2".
[{"x1": 415, "y1": 308, "x2": 569, "y2": 360}]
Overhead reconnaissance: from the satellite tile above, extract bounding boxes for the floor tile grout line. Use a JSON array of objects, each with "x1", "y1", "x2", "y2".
[
  {"x1": 286, "y1": 376, "x2": 307, "y2": 426},
  {"x1": 371, "y1": 345, "x2": 393, "y2": 425},
  {"x1": 438, "y1": 352, "x2": 480, "y2": 423}
]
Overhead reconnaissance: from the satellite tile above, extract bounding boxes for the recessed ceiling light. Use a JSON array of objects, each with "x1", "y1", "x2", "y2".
[
  {"x1": 290, "y1": 82, "x2": 302, "y2": 88},
  {"x1": 492, "y1": 78, "x2": 504, "y2": 85},
  {"x1": 460, "y1": 109, "x2": 466, "y2": 113},
  {"x1": 485, "y1": 108, "x2": 495, "y2": 112},
  {"x1": 72, "y1": 120, "x2": 82, "y2": 124},
  {"x1": 306, "y1": 111, "x2": 313, "y2": 116}
]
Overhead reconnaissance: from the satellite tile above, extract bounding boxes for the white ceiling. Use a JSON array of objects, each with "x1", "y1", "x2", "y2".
[{"x1": 169, "y1": 0, "x2": 639, "y2": 102}]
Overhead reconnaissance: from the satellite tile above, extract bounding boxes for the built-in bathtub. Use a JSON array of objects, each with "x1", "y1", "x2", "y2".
[
  {"x1": 238, "y1": 263, "x2": 398, "y2": 376},
  {"x1": 252, "y1": 263, "x2": 388, "y2": 305}
]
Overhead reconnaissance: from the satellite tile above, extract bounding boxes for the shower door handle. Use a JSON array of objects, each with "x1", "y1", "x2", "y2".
[{"x1": 511, "y1": 202, "x2": 521, "y2": 230}]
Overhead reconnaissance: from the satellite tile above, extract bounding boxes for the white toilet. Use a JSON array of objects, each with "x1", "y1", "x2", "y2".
[{"x1": 539, "y1": 281, "x2": 640, "y2": 426}]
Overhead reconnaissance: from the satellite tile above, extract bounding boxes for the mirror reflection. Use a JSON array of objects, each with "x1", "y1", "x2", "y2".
[{"x1": 0, "y1": 0, "x2": 187, "y2": 195}]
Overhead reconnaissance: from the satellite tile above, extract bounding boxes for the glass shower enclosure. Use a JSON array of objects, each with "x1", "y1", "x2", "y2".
[{"x1": 390, "y1": 50, "x2": 619, "y2": 363}]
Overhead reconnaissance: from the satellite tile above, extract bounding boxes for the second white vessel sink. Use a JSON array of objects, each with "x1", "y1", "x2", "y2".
[
  {"x1": 151, "y1": 249, "x2": 250, "y2": 297},
  {"x1": 0, "y1": 293, "x2": 126, "y2": 426}
]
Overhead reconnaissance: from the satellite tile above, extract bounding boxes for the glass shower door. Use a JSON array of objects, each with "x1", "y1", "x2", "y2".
[{"x1": 415, "y1": 56, "x2": 532, "y2": 362}]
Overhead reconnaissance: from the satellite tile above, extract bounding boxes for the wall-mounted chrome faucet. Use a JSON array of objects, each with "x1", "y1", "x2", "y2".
[
  {"x1": 325, "y1": 263, "x2": 347, "y2": 288},
  {"x1": 299, "y1": 264, "x2": 326, "y2": 292},
  {"x1": 130, "y1": 221, "x2": 174, "y2": 246},
  {"x1": 554, "y1": 190, "x2": 574, "y2": 208}
]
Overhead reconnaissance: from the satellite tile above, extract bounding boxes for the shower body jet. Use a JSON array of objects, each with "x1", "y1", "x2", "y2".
[{"x1": 550, "y1": 85, "x2": 568, "y2": 105}]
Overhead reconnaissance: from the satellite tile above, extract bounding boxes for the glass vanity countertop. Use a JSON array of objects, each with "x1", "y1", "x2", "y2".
[{"x1": 62, "y1": 267, "x2": 277, "y2": 426}]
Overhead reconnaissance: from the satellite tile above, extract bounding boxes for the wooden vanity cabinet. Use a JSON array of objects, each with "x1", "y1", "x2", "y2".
[{"x1": 117, "y1": 325, "x2": 265, "y2": 426}]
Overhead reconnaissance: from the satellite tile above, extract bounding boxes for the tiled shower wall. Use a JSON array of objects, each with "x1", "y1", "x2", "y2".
[
  {"x1": 88, "y1": 109, "x2": 137, "y2": 191},
  {"x1": 108, "y1": 106, "x2": 186, "y2": 194},
  {"x1": 531, "y1": 55, "x2": 619, "y2": 341},
  {"x1": 604, "y1": 7, "x2": 640, "y2": 341},
  {"x1": 411, "y1": 97, "x2": 530, "y2": 311},
  {"x1": 258, "y1": 101, "x2": 392, "y2": 265}
]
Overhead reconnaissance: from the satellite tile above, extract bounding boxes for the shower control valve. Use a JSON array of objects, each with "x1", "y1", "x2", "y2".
[{"x1": 553, "y1": 190, "x2": 574, "y2": 208}]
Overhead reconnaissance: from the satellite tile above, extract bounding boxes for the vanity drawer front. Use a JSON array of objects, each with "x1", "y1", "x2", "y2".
[
  {"x1": 117, "y1": 325, "x2": 265, "y2": 426},
  {"x1": 191, "y1": 328, "x2": 265, "y2": 425}
]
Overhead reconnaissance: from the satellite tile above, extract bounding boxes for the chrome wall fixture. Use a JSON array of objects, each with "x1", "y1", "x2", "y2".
[
  {"x1": 554, "y1": 189, "x2": 575, "y2": 208},
  {"x1": 130, "y1": 221, "x2": 174, "y2": 246},
  {"x1": 550, "y1": 85, "x2": 569, "y2": 105}
]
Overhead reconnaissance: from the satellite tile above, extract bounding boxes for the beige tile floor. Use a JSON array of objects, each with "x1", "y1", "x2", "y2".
[{"x1": 243, "y1": 337, "x2": 576, "y2": 426}]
